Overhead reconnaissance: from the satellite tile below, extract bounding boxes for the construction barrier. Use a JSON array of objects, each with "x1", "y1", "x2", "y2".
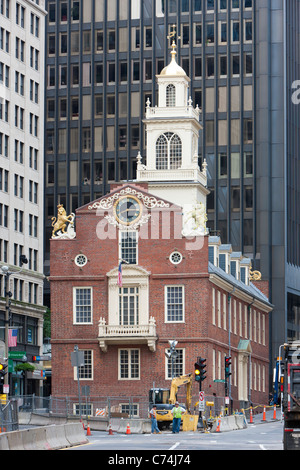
[
  {"x1": 13, "y1": 402, "x2": 278, "y2": 439},
  {"x1": 182, "y1": 414, "x2": 198, "y2": 432},
  {"x1": 211, "y1": 414, "x2": 246, "y2": 433},
  {"x1": 0, "y1": 423, "x2": 88, "y2": 450}
]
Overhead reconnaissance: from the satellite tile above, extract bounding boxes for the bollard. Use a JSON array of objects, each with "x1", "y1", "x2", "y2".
[
  {"x1": 262, "y1": 406, "x2": 266, "y2": 422},
  {"x1": 249, "y1": 407, "x2": 253, "y2": 424}
]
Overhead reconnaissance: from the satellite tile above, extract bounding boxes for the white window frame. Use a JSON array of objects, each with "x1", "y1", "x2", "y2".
[
  {"x1": 73, "y1": 349, "x2": 93, "y2": 381},
  {"x1": 166, "y1": 83, "x2": 176, "y2": 107},
  {"x1": 119, "y1": 230, "x2": 138, "y2": 265},
  {"x1": 73, "y1": 287, "x2": 93, "y2": 324},
  {"x1": 165, "y1": 348, "x2": 185, "y2": 379},
  {"x1": 119, "y1": 286, "x2": 139, "y2": 326},
  {"x1": 118, "y1": 348, "x2": 140, "y2": 380},
  {"x1": 165, "y1": 285, "x2": 185, "y2": 323},
  {"x1": 156, "y1": 132, "x2": 182, "y2": 170}
]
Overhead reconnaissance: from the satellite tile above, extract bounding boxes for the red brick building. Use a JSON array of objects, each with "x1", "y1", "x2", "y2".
[
  {"x1": 50, "y1": 46, "x2": 272, "y2": 415},
  {"x1": 50, "y1": 181, "x2": 272, "y2": 411}
]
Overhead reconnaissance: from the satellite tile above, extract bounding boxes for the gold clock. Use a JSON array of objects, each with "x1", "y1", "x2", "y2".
[{"x1": 113, "y1": 196, "x2": 143, "y2": 226}]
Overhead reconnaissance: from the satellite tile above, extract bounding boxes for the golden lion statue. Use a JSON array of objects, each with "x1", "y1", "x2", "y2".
[
  {"x1": 51, "y1": 205, "x2": 74, "y2": 238},
  {"x1": 249, "y1": 266, "x2": 262, "y2": 281}
]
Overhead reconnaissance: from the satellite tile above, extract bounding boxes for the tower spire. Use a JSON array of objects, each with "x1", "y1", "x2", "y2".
[{"x1": 167, "y1": 24, "x2": 180, "y2": 63}]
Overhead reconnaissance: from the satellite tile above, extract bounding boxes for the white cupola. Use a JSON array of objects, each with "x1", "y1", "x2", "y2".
[{"x1": 136, "y1": 40, "x2": 209, "y2": 214}]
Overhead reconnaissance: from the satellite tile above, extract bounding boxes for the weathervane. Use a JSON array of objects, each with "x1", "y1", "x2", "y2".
[
  {"x1": 167, "y1": 24, "x2": 181, "y2": 59},
  {"x1": 167, "y1": 23, "x2": 181, "y2": 45}
]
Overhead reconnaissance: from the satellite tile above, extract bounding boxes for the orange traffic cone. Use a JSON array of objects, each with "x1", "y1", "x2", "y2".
[
  {"x1": 80, "y1": 419, "x2": 85, "y2": 430},
  {"x1": 126, "y1": 422, "x2": 131, "y2": 434},
  {"x1": 216, "y1": 417, "x2": 221, "y2": 432},
  {"x1": 273, "y1": 405, "x2": 277, "y2": 420},
  {"x1": 86, "y1": 423, "x2": 92, "y2": 436},
  {"x1": 108, "y1": 422, "x2": 114, "y2": 435},
  {"x1": 249, "y1": 407, "x2": 253, "y2": 424},
  {"x1": 262, "y1": 406, "x2": 266, "y2": 421}
]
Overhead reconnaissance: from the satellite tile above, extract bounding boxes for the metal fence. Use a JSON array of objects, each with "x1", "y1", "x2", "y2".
[
  {"x1": 0, "y1": 399, "x2": 19, "y2": 432},
  {"x1": 10, "y1": 393, "x2": 227, "y2": 421}
]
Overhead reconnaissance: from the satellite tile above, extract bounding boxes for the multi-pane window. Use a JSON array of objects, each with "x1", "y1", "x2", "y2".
[
  {"x1": 119, "y1": 287, "x2": 139, "y2": 325},
  {"x1": 77, "y1": 350, "x2": 93, "y2": 380},
  {"x1": 166, "y1": 84, "x2": 176, "y2": 107},
  {"x1": 74, "y1": 287, "x2": 92, "y2": 323},
  {"x1": 166, "y1": 348, "x2": 184, "y2": 378},
  {"x1": 119, "y1": 349, "x2": 140, "y2": 379},
  {"x1": 156, "y1": 133, "x2": 182, "y2": 170},
  {"x1": 120, "y1": 231, "x2": 137, "y2": 264},
  {"x1": 165, "y1": 286, "x2": 184, "y2": 322}
]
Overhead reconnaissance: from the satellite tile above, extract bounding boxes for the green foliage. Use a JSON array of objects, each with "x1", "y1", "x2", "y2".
[{"x1": 14, "y1": 363, "x2": 35, "y2": 373}]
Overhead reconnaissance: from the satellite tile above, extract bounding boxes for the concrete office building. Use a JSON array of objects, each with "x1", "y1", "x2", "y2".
[
  {"x1": 0, "y1": 0, "x2": 47, "y2": 395},
  {"x1": 44, "y1": 0, "x2": 300, "y2": 377}
]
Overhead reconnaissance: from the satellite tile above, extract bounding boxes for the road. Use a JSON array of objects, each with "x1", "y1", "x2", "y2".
[{"x1": 65, "y1": 418, "x2": 283, "y2": 454}]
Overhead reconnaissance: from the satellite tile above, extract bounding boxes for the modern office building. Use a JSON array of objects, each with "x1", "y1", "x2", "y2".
[
  {"x1": 0, "y1": 0, "x2": 47, "y2": 396},
  {"x1": 44, "y1": 0, "x2": 300, "y2": 378}
]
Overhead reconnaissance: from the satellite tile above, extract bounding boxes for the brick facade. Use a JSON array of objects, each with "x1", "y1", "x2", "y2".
[{"x1": 50, "y1": 183, "x2": 272, "y2": 410}]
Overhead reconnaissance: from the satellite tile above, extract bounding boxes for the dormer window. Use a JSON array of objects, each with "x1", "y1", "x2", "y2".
[
  {"x1": 156, "y1": 132, "x2": 182, "y2": 170},
  {"x1": 166, "y1": 84, "x2": 176, "y2": 107}
]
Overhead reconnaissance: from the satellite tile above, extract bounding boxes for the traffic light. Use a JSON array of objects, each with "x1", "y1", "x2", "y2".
[
  {"x1": 199, "y1": 358, "x2": 207, "y2": 381},
  {"x1": 0, "y1": 363, "x2": 8, "y2": 394},
  {"x1": 225, "y1": 356, "x2": 232, "y2": 379},
  {"x1": 194, "y1": 362, "x2": 201, "y2": 382},
  {"x1": 195, "y1": 358, "x2": 207, "y2": 382}
]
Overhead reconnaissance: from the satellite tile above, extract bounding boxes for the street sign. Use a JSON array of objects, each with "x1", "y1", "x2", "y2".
[
  {"x1": 33, "y1": 355, "x2": 51, "y2": 361},
  {"x1": 199, "y1": 391, "x2": 205, "y2": 411},
  {"x1": 71, "y1": 350, "x2": 85, "y2": 367}
]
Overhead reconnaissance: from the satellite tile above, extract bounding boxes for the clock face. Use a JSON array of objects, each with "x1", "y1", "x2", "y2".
[{"x1": 114, "y1": 196, "x2": 142, "y2": 225}]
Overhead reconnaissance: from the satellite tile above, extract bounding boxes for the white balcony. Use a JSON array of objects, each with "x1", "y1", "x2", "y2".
[{"x1": 98, "y1": 317, "x2": 157, "y2": 353}]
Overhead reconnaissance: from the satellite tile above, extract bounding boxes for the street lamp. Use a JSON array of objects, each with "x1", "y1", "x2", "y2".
[
  {"x1": 1, "y1": 256, "x2": 28, "y2": 392},
  {"x1": 165, "y1": 340, "x2": 178, "y2": 379}
]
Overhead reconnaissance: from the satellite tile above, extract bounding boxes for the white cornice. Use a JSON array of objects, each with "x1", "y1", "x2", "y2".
[{"x1": 209, "y1": 274, "x2": 272, "y2": 313}]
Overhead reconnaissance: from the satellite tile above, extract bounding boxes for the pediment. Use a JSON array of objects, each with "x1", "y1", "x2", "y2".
[
  {"x1": 107, "y1": 264, "x2": 151, "y2": 279},
  {"x1": 77, "y1": 184, "x2": 181, "y2": 213},
  {"x1": 237, "y1": 339, "x2": 252, "y2": 354}
]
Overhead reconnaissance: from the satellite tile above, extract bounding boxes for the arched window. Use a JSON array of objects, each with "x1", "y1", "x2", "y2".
[
  {"x1": 156, "y1": 134, "x2": 168, "y2": 170},
  {"x1": 169, "y1": 134, "x2": 182, "y2": 169},
  {"x1": 166, "y1": 84, "x2": 176, "y2": 107},
  {"x1": 156, "y1": 133, "x2": 182, "y2": 170}
]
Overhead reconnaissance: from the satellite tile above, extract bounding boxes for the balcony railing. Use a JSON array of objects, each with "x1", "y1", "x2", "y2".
[{"x1": 98, "y1": 317, "x2": 157, "y2": 352}]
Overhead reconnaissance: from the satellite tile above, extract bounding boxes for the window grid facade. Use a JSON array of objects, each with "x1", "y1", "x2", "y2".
[{"x1": 44, "y1": 0, "x2": 255, "y2": 262}]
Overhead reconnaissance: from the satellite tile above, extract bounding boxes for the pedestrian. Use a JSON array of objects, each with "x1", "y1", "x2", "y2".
[
  {"x1": 149, "y1": 405, "x2": 161, "y2": 434},
  {"x1": 171, "y1": 401, "x2": 184, "y2": 433}
]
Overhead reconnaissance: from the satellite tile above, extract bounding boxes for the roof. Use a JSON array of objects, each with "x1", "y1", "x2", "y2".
[
  {"x1": 160, "y1": 43, "x2": 187, "y2": 78},
  {"x1": 208, "y1": 262, "x2": 273, "y2": 307}
]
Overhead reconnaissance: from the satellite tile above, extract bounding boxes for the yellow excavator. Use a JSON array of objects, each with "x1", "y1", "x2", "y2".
[{"x1": 149, "y1": 374, "x2": 193, "y2": 429}]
